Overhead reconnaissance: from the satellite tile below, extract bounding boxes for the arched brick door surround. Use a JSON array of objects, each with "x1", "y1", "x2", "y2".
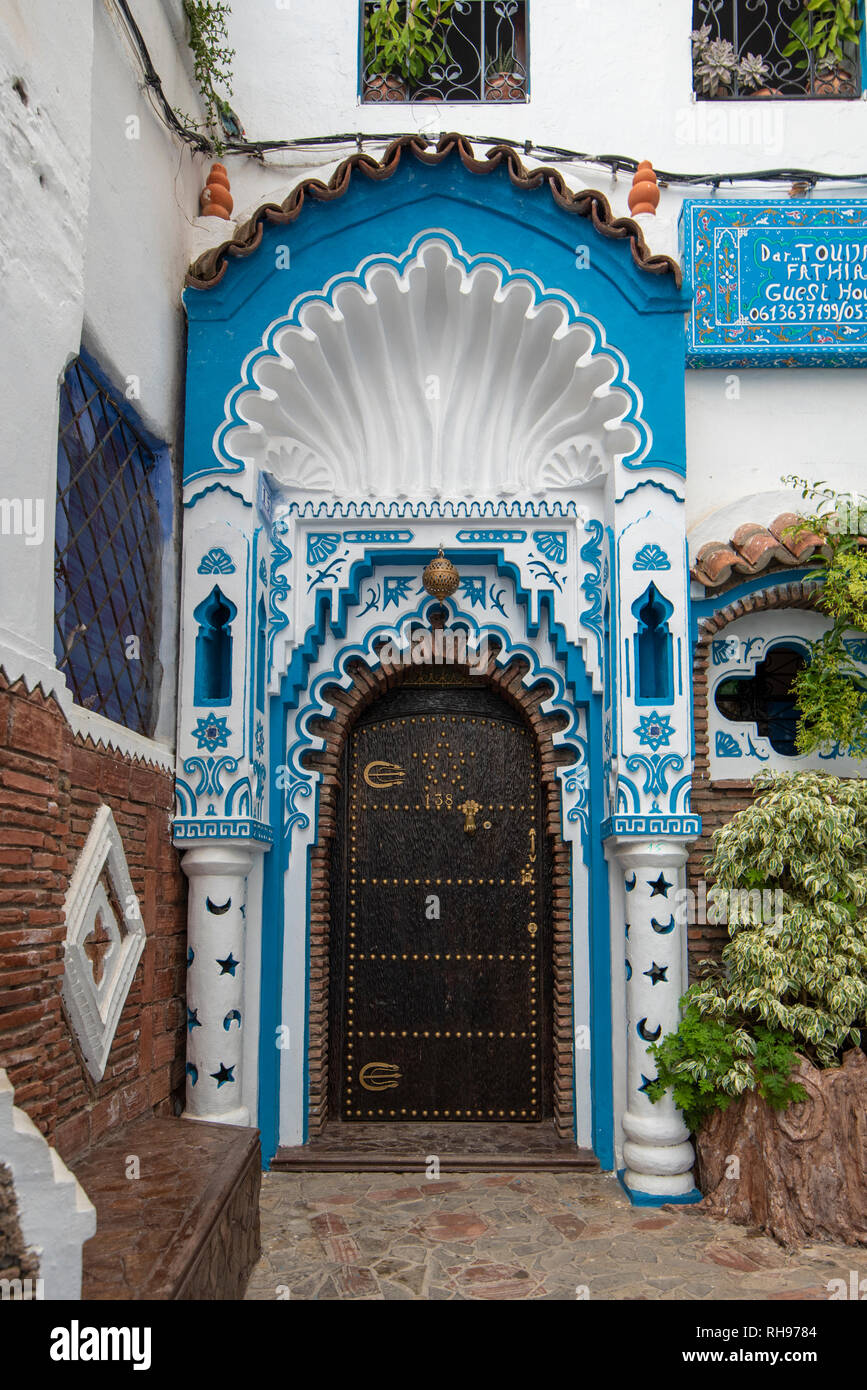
[{"x1": 301, "y1": 649, "x2": 579, "y2": 1139}]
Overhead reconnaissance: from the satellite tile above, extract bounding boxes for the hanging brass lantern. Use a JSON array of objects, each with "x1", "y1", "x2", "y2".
[{"x1": 422, "y1": 544, "x2": 460, "y2": 600}]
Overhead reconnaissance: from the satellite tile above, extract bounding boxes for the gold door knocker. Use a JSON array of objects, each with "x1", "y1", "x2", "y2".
[{"x1": 458, "y1": 798, "x2": 483, "y2": 834}]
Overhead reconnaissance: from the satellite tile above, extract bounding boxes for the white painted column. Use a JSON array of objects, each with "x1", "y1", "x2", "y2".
[
  {"x1": 613, "y1": 838, "x2": 695, "y2": 1197},
  {"x1": 181, "y1": 843, "x2": 261, "y2": 1126}
]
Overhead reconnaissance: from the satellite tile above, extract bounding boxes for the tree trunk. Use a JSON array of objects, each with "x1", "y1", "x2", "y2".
[{"x1": 695, "y1": 1049, "x2": 867, "y2": 1248}]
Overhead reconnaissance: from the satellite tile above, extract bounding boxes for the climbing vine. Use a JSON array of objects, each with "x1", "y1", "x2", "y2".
[
  {"x1": 781, "y1": 475, "x2": 867, "y2": 758},
  {"x1": 178, "y1": 1, "x2": 237, "y2": 155}
]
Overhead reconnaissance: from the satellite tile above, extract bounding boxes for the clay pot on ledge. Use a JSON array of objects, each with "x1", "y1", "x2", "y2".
[
  {"x1": 813, "y1": 65, "x2": 856, "y2": 96},
  {"x1": 364, "y1": 72, "x2": 408, "y2": 102},
  {"x1": 484, "y1": 72, "x2": 526, "y2": 102}
]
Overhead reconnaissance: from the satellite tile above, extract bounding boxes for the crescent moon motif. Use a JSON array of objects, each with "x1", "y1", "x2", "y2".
[
  {"x1": 625, "y1": 872, "x2": 636, "y2": 892},
  {"x1": 359, "y1": 1062, "x2": 402, "y2": 1091},
  {"x1": 223, "y1": 1009, "x2": 242, "y2": 1031},
  {"x1": 637, "y1": 1018, "x2": 662, "y2": 1042},
  {"x1": 651, "y1": 916, "x2": 675, "y2": 934},
  {"x1": 363, "y1": 761, "x2": 406, "y2": 788},
  {"x1": 206, "y1": 897, "x2": 232, "y2": 915}
]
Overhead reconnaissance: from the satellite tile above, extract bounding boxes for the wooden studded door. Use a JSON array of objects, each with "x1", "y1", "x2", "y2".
[{"x1": 330, "y1": 682, "x2": 551, "y2": 1122}]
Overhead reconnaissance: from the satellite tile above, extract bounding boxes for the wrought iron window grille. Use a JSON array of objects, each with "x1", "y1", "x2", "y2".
[
  {"x1": 54, "y1": 354, "x2": 162, "y2": 737},
  {"x1": 692, "y1": 0, "x2": 862, "y2": 98},
  {"x1": 361, "y1": 1, "x2": 528, "y2": 103},
  {"x1": 714, "y1": 643, "x2": 807, "y2": 755}
]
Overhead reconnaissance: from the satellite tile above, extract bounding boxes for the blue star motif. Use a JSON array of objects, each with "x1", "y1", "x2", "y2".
[
  {"x1": 211, "y1": 1062, "x2": 235, "y2": 1088},
  {"x1": 635, "y1": 712, "x2": 674, "y2": 752},
  {"x1": 191, "y1": 714, "x2": 231, "y2": 754},
  {"x1": 648, "y1": 873, "x2": 673, "y2": 898},
  {"x1": 187, "y1": 1007, "x2": 201, "y2": 1033},
  {"x1": 217, "y1": 953, "x2": 239, "y2": 976},
  {"x1": 638, "y1": 1074, "x2": 656, "y2": 1095}
]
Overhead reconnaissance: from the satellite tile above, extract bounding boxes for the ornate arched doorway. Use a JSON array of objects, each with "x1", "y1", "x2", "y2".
[
  {"x1": 177, "y1": 138, "x2": 699, "y2": 1197},
  {"x1": 292, "y1": 646, "x2": 583, "y2": 1152}
]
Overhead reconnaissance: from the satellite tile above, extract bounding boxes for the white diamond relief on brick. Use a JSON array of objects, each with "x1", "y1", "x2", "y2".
[{"x1": 61, "y1": 805, "x2": 145, "y2": 1080}]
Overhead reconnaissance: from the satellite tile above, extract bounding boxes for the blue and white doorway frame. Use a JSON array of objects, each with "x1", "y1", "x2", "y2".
[{"x1": 173, "y1": 139, "x2": 701, "y2": 1199}]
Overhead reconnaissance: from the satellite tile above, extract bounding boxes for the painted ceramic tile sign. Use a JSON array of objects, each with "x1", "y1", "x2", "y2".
[{"x1": 682, "y1": 199, "x2": 867, "y2": 368}]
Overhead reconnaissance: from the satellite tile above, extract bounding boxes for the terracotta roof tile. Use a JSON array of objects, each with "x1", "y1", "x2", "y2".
[
  {"x1": 186, "y1": 134, "x2": 681, "y2": 290},
  {"x1": 691, "y1": 512, "x2": 829, "y2": 589}
]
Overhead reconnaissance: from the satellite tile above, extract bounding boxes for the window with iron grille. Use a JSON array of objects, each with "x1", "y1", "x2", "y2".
[
  {"x1": 54, "y1": 354, "x2": 162, "y2": 737},
  {"x1": 361, "y1": 1, "x2": 528, "y2": 103},
  {"x1": 714, "y1": 643, "x2": 807, "y2": 755},
  {"x1": 692, "y1": 0, "x2": 862, "y2": 98}
]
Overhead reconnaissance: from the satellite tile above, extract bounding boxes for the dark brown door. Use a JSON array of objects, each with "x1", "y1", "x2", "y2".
[{"x1": 330, "y1": 682, "x2": 550, "y2": 1122}]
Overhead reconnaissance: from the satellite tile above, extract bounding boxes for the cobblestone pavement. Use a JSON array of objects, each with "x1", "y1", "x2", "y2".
[{"x1": 245, "y1": 1170, "x2": 867, "y2": 1301}]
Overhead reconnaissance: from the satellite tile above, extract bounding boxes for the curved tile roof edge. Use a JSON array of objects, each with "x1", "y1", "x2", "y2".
[
  {"x1": 186, "y1": 133, "x2": 682, "y2": 290},
  {"x1": 690, "y1": 511, "x2": 830, "y2": 589}
]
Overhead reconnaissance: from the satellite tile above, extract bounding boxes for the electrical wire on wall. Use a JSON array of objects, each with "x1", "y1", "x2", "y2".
[{"x1": 112, "y1": 0, "x2": 867, "y2": 191}]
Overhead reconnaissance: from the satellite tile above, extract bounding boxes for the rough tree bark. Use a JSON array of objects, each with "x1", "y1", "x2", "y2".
[{"x1": 695, "y1": 1048, "x2": 867, "y2": 1248}]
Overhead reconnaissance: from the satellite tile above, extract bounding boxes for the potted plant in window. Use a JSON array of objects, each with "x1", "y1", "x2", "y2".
[
  {"x1": 484, "y1": 40, "x2": 525, "y2": 102},
  {"x1": 691, "y1": 24, "x2": 773, "y2": 96},
  {"x1": 362, "y1": 0, "x2": 454, "y2": 103},
  {"x1": 782, "y1": 0, "x2": 863, "y2": 96}
]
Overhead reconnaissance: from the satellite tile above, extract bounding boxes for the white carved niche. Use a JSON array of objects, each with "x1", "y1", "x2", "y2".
[
  {"x1": 61, "y1": 805, "x2": 146, "y2": 1080},
  {"x1": 221, "y1": 235, "x2": 643, "y2": 503}
]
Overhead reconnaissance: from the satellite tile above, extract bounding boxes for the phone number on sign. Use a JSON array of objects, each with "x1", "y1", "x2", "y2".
[{"x1": 747, "y1": 303, "x2": 866, "y2": 324}]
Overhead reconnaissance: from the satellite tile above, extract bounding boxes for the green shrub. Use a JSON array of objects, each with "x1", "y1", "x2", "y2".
[
  {"x1": 646, "y1": 1006, "x2": 806, "y2": 1133},
  {"x1": 781, "y1": 475, "x2": 867, "y2": 757},
  {"x1": 649, "y1": 770, "x2": 867, "y2": 1128}
]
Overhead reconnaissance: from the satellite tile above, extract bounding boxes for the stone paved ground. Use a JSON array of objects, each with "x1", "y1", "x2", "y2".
[{"x1": 245, "y1": 1170, "x2": 867, "y2": 1301}]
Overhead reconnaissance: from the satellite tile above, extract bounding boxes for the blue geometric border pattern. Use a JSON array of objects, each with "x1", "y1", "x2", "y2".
[
  {"x1": 284, "y1": 591, "x2": 588, "y2": 796},
  {"x1": 172, "y1": 819, "x2": 274, "y2": 844},
  {"x1": 273, "y1": 545, "x2": 594, "y2": 721},
  {"x1": 601, "y1": 815, "x2": 701, "y2": 839}
]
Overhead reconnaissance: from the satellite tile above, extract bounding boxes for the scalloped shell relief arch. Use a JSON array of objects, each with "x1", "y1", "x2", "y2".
[{"x1": 218, "y1": 234, "x2": 648, "y2": 503}]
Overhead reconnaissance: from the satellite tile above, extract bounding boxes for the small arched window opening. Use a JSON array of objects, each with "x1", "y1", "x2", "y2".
[
  {"x1": 632, "y1": 582, "x2": 674, "y2": 705},
  {"x1": 714, "y1": 642, "x2": 808, "y2": 756},
  {"x1": 193, "y1": 586, "x2": 237, "y2": 706}
]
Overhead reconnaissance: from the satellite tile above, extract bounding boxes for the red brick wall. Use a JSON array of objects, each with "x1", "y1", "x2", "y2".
[
  {"x1": 0, "y1": 672, "x2": 187, "y2": 1164},
  {"x1": 688, "y1": 580, "x2": 820, "y2": 978}
]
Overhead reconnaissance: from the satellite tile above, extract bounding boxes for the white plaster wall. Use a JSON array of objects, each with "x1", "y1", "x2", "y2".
[
  {"x1": 223, "y1": 0, "x2": 867, "y2": 182},
  {"x1": 0, "y1": 0, "x2": 94, "y2": 674},
  {"x1": 83, "y1": 0, "x2": 207, "y2": 743},
  {"x1": 0, "y1": 0, "x2": 207, "y2": 748},
  {"x1": 685, "y1": 368, "x2": 867, "y2": 540}
]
